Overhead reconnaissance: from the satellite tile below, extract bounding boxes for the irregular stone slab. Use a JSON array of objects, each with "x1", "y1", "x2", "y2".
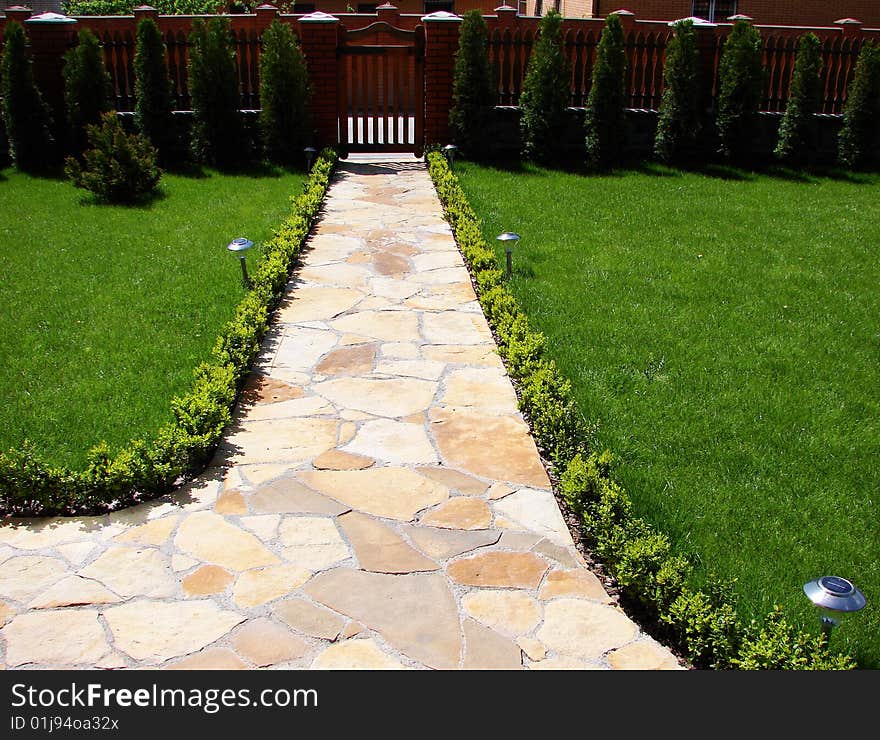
[
  {"x1": 403, "y1": 526, "x2": 500, "y2": 560},
  {"x1": 0, "y1": 600, "x2": 14, "y2": 627},
  {"x1": 330, "y1": 311, "x2": 420, "y2": 342},
  {"x1": 232, "y1": 564, "x2": 312, "y2": 608},
  {"x1": 339, "y1": 512, "x2": 438, "y2": 574},
  {"x1": 305, "y1": 569, "x2": 461, "y2": 670},
  {"x1": 462, "y1": 590, "x2": 542, "y2": 636},
  {"x1": 316, "y1": 344, "x2": 377, "y2": 376},
  {"x1": 487, "y1": 482, "x2": 516, "y2": 500},
  {"x1": 422, "y1": 312, "x2": 489, "y2": 345},
  {"x1": 276, "y1": 287, "x2": 363, "y2": 323},
  {"x1": 441, "y1": 368, "x2": 518, "y2": 413},
  {"x1": 529, "y1": 656, "x2": 603, "y2": 670},
  {"x1": 375, "y1": 360, "x2": 446, "y2": 381},
  {"x1": 299, "y1": 263, "x2": 372, "y2": 289},
  {"x1": 231, "y1": 618, "x2": 310, "y2": 667},
  {"x1": 277, "y1": 517, "x2": 350, "y2": 570},
  {"x1": 55, "y1": 542, "x2": 98, "y2": 565},
  {"x1": 343, "y1": 419, "x2": 438, "y2": 465},
  {"x1": 421, "y1": 499, "x2": 492, "y2": 530},
  {"x1": 412, "y1": 252, "x2": 463, "y2": 271},
  {"x1": 78, "y1": 547, "x2": 175, "y2": 599},
  {"x1": 447, "y1": 551, "x2": 549, "y2": 589},
  {"x1": 175, "y1": 511, "x2": 279, "y2": 571},
  {"x1": 239, "y1": 464, "x2": 292, "y2": 488},
  {"x1": 313, "y1": 450, "x2": 374, "y2": 471},
  {"x1": 1, "y1": 610, "x2": 113, "y2": 667},
  {"x1": 536, "y1": 599, "x2": 638, "y2": 662},
  {"x1": 497, "y1": 531, "x2": 543, "y2": 550},
  {"x1": 312, "y1": 639, "x2": 406, "y2": 670},
  {"x1": 0, "y1": 555, "x2": 68, "y2": 603},
  {"x1": 28, "y1": 576, "x2": 121, "y2": 609},
  {"x1": 222, "y1": 417, "x2": 338, "y2": 465},
  {"x1": 373, "y1": 251, "x2": 410, "y2": 276},
  {"x1": 299, "y1": 468, "x2": 448, "y2": 521},
  {"x1": 166, "y1": 648, "x2": 247, "y2": 670},
  {"x1": 241, "y1": 374, "x2": 304, "y2": 405},
  {"x1": 342, "y1": 621, "x2": 366, "y2": 638},
  {"x1": 114, "y1": 516, "x2": 180, "y2": 546},
  {"x1": 105, "y1": 600, "x2": 246, "y2": 664},
  {"x1": 532, "y1": 539, "x2": 584, "y2": 569},
  {"x1": 302, "y1": 234, "x2": 363, "y2": 264},
  {"x1": 423, "y1": 344, "x2": 501, "y2": 367},
  {"x1": 517, "y1": 637, "x2": 547, "y2": 661},
  {"x1": 415, "y1": 467, "x2": 489, "y2": 496},
  {"x1": 250, "y1": 477, "x2": 349, "y2": 515},
  {"x1": 274, "y1": 597, "x2": 346, "y2": 640},
  {"x1": 608, "y1": 640, "x2": 682, "y2": 670},
  {"x1": 462, "y1": 619, "x2": 523, "y2": 670},
  {"x1": 411, "y1": 267, "x2": 471, "y2": 285},
  {"x1": 380, "y1": 342, "x2": 421, "y2": 360},
  {"x1": 369, "y1": 278, "x2": 420, "y2": 302},
  {"x1": 539, "y1": 569, "x2": 611, "y2": 602},
  {"x1": 240, "y1": 515, "x2": 280, "y2": 541},
  {"x1": 240, "y1": 395, "x2": 334, "y2": 422},
  {"x1": 182, "y1": 565, "x2": 234, "y2": 596},
  {"x1": 172, "y1": 554, "x2": 199, "y2": 572},
  {"x1": 215, "y1": 489, "x2": 248, "y2": 515},
  {"x1": 0, "y1": 518, "x2": 93, "y2": 550},
  {"x1": 430, "y1": 407, "x2": 550, "y2": 488},
  {"x1": 271, "y1": 326, "x2": 338, "y2": 372},
  {"x1": 493, "y1": 488, "x2": 572, "y2": 545},
  {"x1": 314, "y1": 377, "x2": 435, "y2": 418}
]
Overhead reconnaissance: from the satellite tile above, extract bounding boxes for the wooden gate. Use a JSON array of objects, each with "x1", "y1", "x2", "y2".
[{"x1": 337, "y1": 22, "x2": 425, "y2": 155}]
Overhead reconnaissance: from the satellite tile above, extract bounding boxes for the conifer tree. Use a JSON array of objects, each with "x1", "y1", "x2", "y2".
[
  {"x1": 654, "y1": 19, "x2": 701, "y2": 163},
  {"x1": 837, "y1": 41, "x2": 880, "y2": 169},
  {"x1": 449, "y1": 9, "x2": 495, "y2": 159},
  {"x1": 134, "y1": 17, "x2": 175, "y2": 163},
  {"x1": 716, "y1": 19, "x2": 763, "y2": 161},
  {"x1": 584, "y1": 13, "x2": 627, "y2": 169},
  {"x1": 64, "y1": 27, "x2": 112, "y2": 157},
  {"x1": 774, "y1": 32, "x2": 823, "y2": 164}
]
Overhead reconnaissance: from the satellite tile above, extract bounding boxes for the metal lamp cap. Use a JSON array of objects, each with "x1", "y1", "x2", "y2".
[
  {"x1": 496, "y1": 232, "x2": 521, "y2": 242},
  {"x1": 304, "y1": 147, "x2": 317, "y2": 154},
  {"x1": 443, "y1": 144, "x2": 458, "y2": 152},
  {"x1": 227, "y1": 238, "x2": 254, "y2": 253},
  {"x1": 803, "y1": 576, "x2": 866, "y2": 613}
]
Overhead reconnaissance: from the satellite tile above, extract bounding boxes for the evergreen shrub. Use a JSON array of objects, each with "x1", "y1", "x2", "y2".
[
  {"x1": 64, "y1": 27, "x2": 112, "y2": 157},
  {"x1": 449, "y1": 10, "x2": 495, "y2": 159},
  {"x1": 654, "y1": 19, "x2": 701, "y2": 163},
  {"x1": 715, "y1": 20, "x2": 764, "y2": 161},
  {"x1": 774, "y1": 33, "x2": 823, "y2": 164},
  {"x1": 584, "y1": 13, "x2": 627, "y2": 169},
  {"x1": 134, "y1": 17, "x2": 176, "y2": 163},
  {"x1": 837, "y1": 41, "x2": 880, "y2": 169}
]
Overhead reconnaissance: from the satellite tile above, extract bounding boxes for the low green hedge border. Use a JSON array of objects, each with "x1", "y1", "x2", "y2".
[
  {"x1": 0, "y1": 149, "x2": 338, "y2": 517},
  {"x1": 427, "y1": 150, "x2": 855, "y2": 670}
]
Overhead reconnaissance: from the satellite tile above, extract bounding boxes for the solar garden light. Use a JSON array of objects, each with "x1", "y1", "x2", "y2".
[
  {"x1": 803, "y1": 576, "x2": 866, "y2": 639},
  {"x1": 304, "y1": 147, "x2": 317, "y2": 171},
  {"x1": 443, "y1": 144, "x2": 458, "y2": 170},
  {"x1": 497, "y1": 232, "x2": 520, "y2": 279},
  {"x1": 227, "y1": 237, "x2": 254, "y2": 288}
]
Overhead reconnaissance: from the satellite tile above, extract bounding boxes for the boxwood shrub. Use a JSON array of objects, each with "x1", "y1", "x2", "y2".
[
  {"x1": 427, "y1": 149, "x2": 855, "y2": 670},
  {"x1": 0, "y1": 149, "x2": 337, "y2": 516}
]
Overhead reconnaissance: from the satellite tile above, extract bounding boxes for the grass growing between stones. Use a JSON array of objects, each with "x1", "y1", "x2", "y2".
[
  {"x1": 455, "y1": 161, "x2": 880, "y2": 667},
  {"x1": 0, "y1": 166, "x2": 306, "y2": 469}
]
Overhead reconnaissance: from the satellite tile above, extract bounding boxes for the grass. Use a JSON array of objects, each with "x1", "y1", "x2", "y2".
[
  {"x1": 0, "y1": 166, "x2": 305, "y2": 469},
  {"x1": 456, "y1": 160, "x2": 880, "y2": 668}
]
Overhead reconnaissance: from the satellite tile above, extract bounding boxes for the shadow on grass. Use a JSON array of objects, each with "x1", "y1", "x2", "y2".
[{"x1": 76, "y1": 187, "x2": 169, "y2": 209}]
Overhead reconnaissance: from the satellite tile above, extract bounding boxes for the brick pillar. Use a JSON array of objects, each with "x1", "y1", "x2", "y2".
[
  {"x1": 376, "y1": 4, "x2": 400, "y2": 26},
  {"x1": 4, "y1": 6, "x2": 33, "y2": 26},
  {"x1": 255, "y1": 4, "x2": 279, "y2": 31},
  {"x1": 422, "y1": 11, "x2": 461, "y2": 148},
  {"x1": 834, "y1": 17, "x2": 863, "y2": 39},
  {"x1": 298, "y1": 12, "x2": 340, "y2": 149},
  {"x1": 26, "y1": 11, "x2": 77, "y2": 140},
  {"x1": 133, "y1": 5, "x2": 159, "y2": 23},
  {"x1": 494, "y1": 5, "x2": 517, "y2": 29},
  {"x1": 669, "y1": 16, "x2": 718, "y2": 115}
]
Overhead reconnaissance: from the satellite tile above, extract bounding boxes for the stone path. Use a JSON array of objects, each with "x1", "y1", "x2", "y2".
[{"x1": 0, "y1": 156, "x2": 681, "y2": 670}]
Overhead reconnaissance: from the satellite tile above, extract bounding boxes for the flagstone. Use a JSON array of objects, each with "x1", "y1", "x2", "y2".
[
  {"x1": 222, "y1": 417, "x2": 338, "y2": 464},
  {"x1": 304, "y1": 569, "x2": 461, "y2": 670},
  {"x1": 369, "y1": 278, "x2": 421, "y2": 301},
  {"x1": 78, "y1": 547, "x2": 175, "y2": 599},
  {"x1": 420, "y1": 498, "x2": 492, "y2": 530},
  {"x1": 298, "y1": 263, "x2": 372, "y2": 289},
  {"x1": 302, "y1": 234, "x2": 363, "y2": 264},
  {"x1": 1, "y1": 610, "x2": 113, "y2": 667},
  {"x1": 313, "y1": 450, "x2": 374, "y2": 471},
  {"x1": 411, "y1": 267, "x2": 471, "y2": 285},
  {"x1": 314, "y1": 377, "x2": 435, "y2": 418},
  {"x1": 312, "y1": 639, "x2": 407, "y2": 670},
  {"x1": 447, "y1": 551, "x2": 549, "y2": 589},
  {"x1": 239, "y1": 464, "x2": 293, "y2": 487},
  {"x1": 462, "y1": 590, "x2": 542, "y2": 636},
  {"x1": 0, "y1": 556, "x2": 68, "y2": 603},
  {"x1": 330, "y1": 311, "x2": 421, "y2": 342},
  {"x1": 0, "y1": 600, "x2": 14, "y2": 627},
  {"x1": 412, "y1": 252, "x2": 464, "y2": 271},
  {"x1": 166, "y1": 648, "x2": 248, "y2": 670},
  {"x1": 517, "y1": 637, "x2": 547, "y2": 661},
  {"x1": 487, "y1": 482, "x2": 516, "y2": 500},
  {"x1": 232, "y1": 564, "x2": 312, "y2": 608},
  {"x1": 441, "y1": 367, "x2": 518, "y2": 413},
  {"x1": 214, "y1": 490, "x2": 248, "y2": 515},
  {"x1": 271, "y1": 326, "x2": 338, "y2": 371},
  {"x1": 532, "y1": 539, "x2": 587, "y2": 570},
  {"x1": 299, "y1": 468, "x2": 448, "y2": 521},
  {"x1": 539, "y1": 569, "x2": 612, "y2": 602},
  {"x1": 240, "y1": 515, "x2": 281, "y2": 541},
  {"x1": 241, "y1": 374, "x2": 305, "y2": 405},
  {"x1": 273, "y1": 597, "x2": 346, "y2": 640},
  {"x1": 339, "y1": 512, "x2": 438, "y2": 573},
  {"x1": 537, "y1": 599, "x2": 638, "y2": 662},
  {"x1": 497, "y1": 531, "x2": 543, "y2": 550},
  {"x1": 182, "y1": 565, "x2": 234, "y2": 596},
  {"x1": 239, "y1": 395, "x2": 335, "y2": 422},
  {"x1": 430, "y1": 407, "x2": 551, "y2": 488},
  {"x1": 342, "y1": 621, "x2": 366, "y2": 638},
  {"x1": 250, "y1": 477, "x2": 349, "y2": 515},
  {"x1": 0, "y1": 519, "x2": 92, "y2": 550},
  {"x1": 104, "y1": 600, "x2": 245, "y2": 664},
  {"x1": 462, "y1": 619, "x2": 523, "y2": 670},
  {"x1": 338, "y1": 421, "x2": 357, "y2": 445},
  {"x1": 372, "y1": 252, "x2": 410, "y2": 276},
  {"x1": 316, "y1": 344, "x2": 377, "y2": 376},
  {"x1": 172, "y1": 554, "x2": 199, "y2": 572},
  {"x1": 529, "y1": 656, "x2": 604, "y2": 670},
  {"x1": 493, "y1": 489, "x2": 572, "y2": 544},
  {"x1": 422, "y1": 312, "x2": 491, "y2": 347},
  {"x1": 415, "y1": 467, "x2": 489, "y2": 496},
  {"x1": 343, "y1": 418, "x2": 438, "y2": 465},
  {"x1": 175, "y1": 512, "x2": 279, "y2": 571},
  {"x1": 28, "y1": 576, "x2": 121, "y2": 609},
  {"x1": 607, "y1": 640, "x2": 683, "y2": 670},
  {"x1": 230, "y1": 618, "x2": 311, "y2": 667},
  {"x1": 402, "y1": 526, "x2": 500, "y2": 560},
  {"x1": 277, "y1": 517, "x2": 350, "y2": 570},
  {"x1": 275, "y1": 287, "x2": 363, "y2": 323},
  {"x1": 422, "y1": 344, "x2": 501, "y2": 367}
]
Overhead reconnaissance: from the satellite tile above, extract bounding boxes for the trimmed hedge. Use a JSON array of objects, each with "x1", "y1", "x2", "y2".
[
  {"x1": 0, "y1": 149, "x2": 337, "y2": 517},
  {"x1": 427, "y1": 149, "x2": 855, "y2": 670}
]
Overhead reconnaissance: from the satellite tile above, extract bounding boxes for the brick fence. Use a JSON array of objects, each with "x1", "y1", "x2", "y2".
[{"x1": 1, "y1": 4, "x2": 878, "y2": 151}]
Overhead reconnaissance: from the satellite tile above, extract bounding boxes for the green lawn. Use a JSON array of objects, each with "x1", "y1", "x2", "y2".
[
  {"x1": 456, "y1": 161, "x2": 880, "y2": 668},
  {"x1": 0, "y1": 166, "x2": 305, "y2": 469}
]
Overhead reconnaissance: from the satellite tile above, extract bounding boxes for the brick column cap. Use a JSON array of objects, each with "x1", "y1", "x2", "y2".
[
  {"x1": 726, "y1": 14, "x2": 753, "y2": 22},
  {"x1": 376, "y1": 3, "x2": 398, "y2": 9},
  {"x1": 834, "y1": 17, "x2": 863, "y2": 26},
  {"x1": 494, "y1": 4, "x2": 516, "y2": 12},
  {"x1": 26, "y1": 11, "x2": 77, "y2": 23},
  {"x1": 299, "y1": 11, "x2": 339, "y2": 23},
  {"x1": 421, "y1": 11, "x2": 461, "y2": 22},
  {"x1": 610, "y1": 9, "x2": 634, "y2": 16},
  {"x1": 133, "y1": 5, "x2": 159, "y2": 19},
  {"x1": 668, "y1": 16, "x2": 716, "y2": 28}
]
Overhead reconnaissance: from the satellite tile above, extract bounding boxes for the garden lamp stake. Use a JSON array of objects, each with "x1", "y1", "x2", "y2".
[
  {"x1": 803, "y1": 576, "x2": 866, "y2": 640},
  {"x1": 496, "y1": 232, "x2": 520, "y2": 279},
  {"x1": 227, "y1": 238, "x2": 254, "y2": 288}
]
